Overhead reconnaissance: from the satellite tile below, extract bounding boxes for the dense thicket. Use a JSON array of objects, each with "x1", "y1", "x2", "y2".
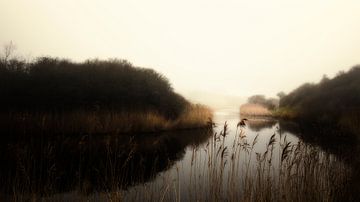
[
  {"x1": 280, "y1": 66, "x2": 360, "y2": 124},
  {"x1": 0, "y1": 57, "x2": 188, "y2": 119},
  {"x1": 247, "y1": 94, "x2": 279, "y2": 110}
]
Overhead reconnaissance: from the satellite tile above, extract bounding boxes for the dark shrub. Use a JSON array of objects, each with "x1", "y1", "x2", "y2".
[
  {"x1": 0, "y1": 57, "x2": 189, "y2": 119},
  {"x1": 280, "y1": 66, "x2": 360, "y2": 124}
]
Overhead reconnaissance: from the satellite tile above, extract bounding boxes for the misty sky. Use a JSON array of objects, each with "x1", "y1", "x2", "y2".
[{"x1": 1, "y1": 0, "x2": 360, "y2": 98}]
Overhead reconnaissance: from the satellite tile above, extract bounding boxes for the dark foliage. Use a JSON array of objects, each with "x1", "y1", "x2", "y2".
[
  {"x1": 280, "y1": 66, "x2": 360, "y2": 124},
  {"x1": 247, "y1": 94, "x2": 279, "y2": 110},
  {"x1": 0, "y1": 57, "x2": 189, "y2": 119}
]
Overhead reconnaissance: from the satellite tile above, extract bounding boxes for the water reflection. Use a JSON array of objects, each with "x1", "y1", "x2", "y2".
[
  {"x1": 1, "y1": 109, "x2": 359, "y2": 201},
  {"x1": 0, "y1": 128, "x2": 212, "y2": 196},
  {"x1": 245, "y1": 118, "x2": 277, "y2": 132},
  {"x1": 279, "y1": 120, "x2": 358, "y2": 162},
  {"x1": 279, "y1": 120, "x2": 360, "y2": 200}
]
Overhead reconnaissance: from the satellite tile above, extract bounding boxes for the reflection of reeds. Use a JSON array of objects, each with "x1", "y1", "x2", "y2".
[
  {"x1": 118, "y1": 123, "x2": 349, "y2": 202},
  {"x1": 245, "y1": 118, "x2": 277, "y2": 131},
  {"x1": 112, "y1": 123, "x2": 350, "y2": 201},
  {"x1": 0, "y1": 104, "x2": 213, "y2": 137},
  {"x1": 2, "y1": 123, "x2": 352, "y2": 201}
]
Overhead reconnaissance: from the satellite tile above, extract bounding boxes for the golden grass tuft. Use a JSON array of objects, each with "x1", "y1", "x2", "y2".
[
  {"x1": 174, "y1": 104, "x2": 213, "y2": 129},
  {"x1": 0, "y1": 104, "x2": 213, "y2": 136},
  {"x1": 240, "y1": 103, "x2": 272, "y2": 117}
]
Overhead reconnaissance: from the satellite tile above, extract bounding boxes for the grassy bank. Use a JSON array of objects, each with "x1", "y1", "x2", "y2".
[
  {"x1": 240, "y1": 104, "x2": 298, "y2": 120},
  {"x1": 0, "y1": 104, "x2": 213, "y2": 138},
  {"x1": 271, "y1": 107, "x2": 298, "y2": 119},
  {"x1": 273, "y1": 106, "x2": 360, "y2": 139},
  {"x1": 239, "y1": 103, "x2": 272, "y2": 117},
  {"x1": 0, "y1": 57, "x2": 213, "y2": 136}
]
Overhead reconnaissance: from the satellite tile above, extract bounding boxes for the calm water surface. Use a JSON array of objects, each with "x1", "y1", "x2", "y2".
[
  {"x1": 1, "y1": 108, "x2": 356, "y2": 201},
  {"x1": 127, "y1": 108, "x2": 301, "y2": 200}
]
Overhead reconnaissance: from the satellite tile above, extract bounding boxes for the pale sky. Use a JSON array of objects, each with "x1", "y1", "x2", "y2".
[{"x1": 1, "y1": 0, "x2": 360, "y2": 99}]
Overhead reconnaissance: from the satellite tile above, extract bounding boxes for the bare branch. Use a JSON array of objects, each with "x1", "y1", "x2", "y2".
[{"x1": 2, "y1": 41, "x2": 16, "y2": 63}]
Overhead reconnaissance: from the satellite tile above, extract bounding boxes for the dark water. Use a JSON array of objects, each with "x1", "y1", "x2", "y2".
[{"x1": 0, "y1": 108, "x2": 359, "y2": 201}]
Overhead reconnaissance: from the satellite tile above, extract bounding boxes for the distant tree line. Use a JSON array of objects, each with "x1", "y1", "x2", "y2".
[
  {"x1": 0, "y1": 56, "x2": 189, "y2": 119},
  {"x1": 279, "y1": 66, "x2": 360, "y2": 125},
  {"x1": 247, "y1": 94, "x2": 279, "y2": 110}
]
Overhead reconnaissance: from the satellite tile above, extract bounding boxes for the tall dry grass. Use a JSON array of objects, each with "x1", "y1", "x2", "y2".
[
  {"x1": 0, "y1": 104, "x2": 213, "y2": 137},
  {"x1": 7, "y1": 122, "x2": 351, "y2": 202},
  {"x1": 240, "y1": 103, "x2": 272, "y2": 117},
  {"x1": 138, "y1": 124, "x2": 348, "y2": 202},
  {"x1": 117, "y1": 122, "x2": 352, "y2": 201},
  {"x1": 174, "y1": 104, "x2": 213, "y2": 129}
]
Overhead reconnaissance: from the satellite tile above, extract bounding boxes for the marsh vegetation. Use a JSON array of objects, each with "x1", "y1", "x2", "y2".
[
  {"x1": 1, "y1": 109, "x2": 359, "y2": 201},
  {"x1": 240, "y1": 95, "x2": 279, "y2": 117},
  {"x1": 1, "y1": 49, "x2": 359, "y2": 201},
  {"x1": 276, "y1": 66, "x2": 360, "y2": 138},
  {"x1": 0, "y1": 57, "x2": 212, "y2": 137}
]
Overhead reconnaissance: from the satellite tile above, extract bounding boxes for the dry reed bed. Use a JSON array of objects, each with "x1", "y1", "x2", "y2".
[
  {"x1": 2, "y1": 120, "x2": 351, "y2": 201},
  {"x1": 0, "y1": 104, "x2": 213, "y2": 136},
  {"x1": 240, "y1": 103, "x2": 272, "y2": 117},
  {"x1": 29, "y1": 122, "x2": 351, "y2": 202}
]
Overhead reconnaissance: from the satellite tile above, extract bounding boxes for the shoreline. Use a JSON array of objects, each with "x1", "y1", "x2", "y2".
[{"x1": 0, "y1": 105, "x2": 213, "y2": 139}]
